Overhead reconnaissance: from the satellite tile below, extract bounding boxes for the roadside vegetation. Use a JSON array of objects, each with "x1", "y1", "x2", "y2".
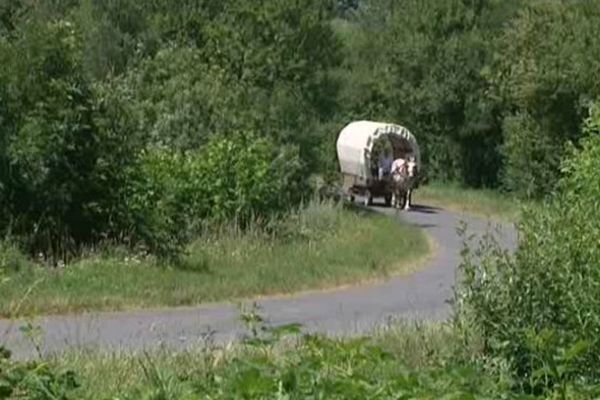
[
  {"x1": 41, "y1": 324, "x2": 518, "y2": 399},
  {"x1": 2, "y1": 1, "x2": 600, "y2": 399},
  {"x1": 0, "y1": 202, "x2": 429, "y2": 317},
  {"x1": 414, "y1": 183, "x2": 527, "y2": 222},
  {"x1": 2, "y1": 0, "x2": 599, "y2": 265},
  {"x1": 6, "y1": 119, "x2": 600, "y2": 398}
]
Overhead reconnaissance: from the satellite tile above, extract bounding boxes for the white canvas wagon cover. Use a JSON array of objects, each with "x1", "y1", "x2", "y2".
[{"x1": 336, "y1": 121, "x2": 420, "y2": 180}]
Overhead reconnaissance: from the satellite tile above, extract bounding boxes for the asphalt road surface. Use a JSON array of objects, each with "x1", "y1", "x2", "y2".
[{"x1": 0, "y1": 203, "x2": 517, "y2": 360}]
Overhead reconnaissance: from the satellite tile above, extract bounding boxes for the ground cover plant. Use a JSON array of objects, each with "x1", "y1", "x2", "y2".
[
  {"x1": 5, "y1": 318, "x2": 597, "y2": 399},
  {"x1": 53, "y1": 324, "x2": 501, "y2": 400}
]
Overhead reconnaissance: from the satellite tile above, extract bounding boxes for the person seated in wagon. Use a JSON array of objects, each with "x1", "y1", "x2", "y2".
[{"x1": 378, "y1": 149, "x2": 394, "y2": 180}]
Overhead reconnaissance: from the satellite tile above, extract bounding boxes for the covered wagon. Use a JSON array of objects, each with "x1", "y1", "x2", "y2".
[{"x1": 336, "y1": 121, "x2": 421, "y2": 206}]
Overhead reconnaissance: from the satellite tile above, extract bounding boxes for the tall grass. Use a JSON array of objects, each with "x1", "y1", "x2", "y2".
[
  {"x1": 50, "y1": 320, "x2": 597, "y2": 399},
  {"x1": 55, "y1": 323, "x2": 467, "y2": 399},
  {"x1": 0, "y1": 201, "x2": 430, "y2": 317},
  {"x1": 414, "y1": 182, "x2": 527, "y2": 222}
]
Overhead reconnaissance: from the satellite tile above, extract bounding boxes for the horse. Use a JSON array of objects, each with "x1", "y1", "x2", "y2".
[{"x1": 390, "y1": 158, "x2": 418, "y2": 210}]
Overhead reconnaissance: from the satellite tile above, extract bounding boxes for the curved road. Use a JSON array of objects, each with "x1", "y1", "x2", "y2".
[{"x1": 0, "y1": 204, "x2": 517, "y2": 360}]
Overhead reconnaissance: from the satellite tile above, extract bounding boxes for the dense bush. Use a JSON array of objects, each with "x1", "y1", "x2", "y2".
[
  {"x1": 0, "y1": 347, "x2": 78, "y2": 399},
  {"x1": 456, "y1": 102, "x2": 600, "y2": 394},
  {"x1": 0, "y1": 1, "x2": 337, "y2": 260},
  {"x1": 0, "y1": 17, "x2": 141, "y2": 261},
  {"x1": 495, "y1": 1, "x2": 600, "y2": 198},
  {"x1": 500, "y1": 113, "x2": 561, "y2": 198},
  {"x1": 123, "y1": 135, "x2": 305, "y2": 258}
]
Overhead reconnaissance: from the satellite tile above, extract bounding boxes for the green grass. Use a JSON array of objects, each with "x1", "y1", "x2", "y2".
[
  {"x1": 0, "y1": 202, "x2": 431, "y2": 318},
  {"x1": 38, "y1": 321, "x2": 596, "y2": 399},
  {"x1": 5, "y1": 310, "x2": 598, "y2": 399},
  {"x1": 414, "y1": 182, "x2": 529, "y2": 222},
  {"x1": 6, "y1": 320, "x2": 598, "y2": 399},
  {"x1": 55, "y1": 325, "x2": 469, "y2": 400}
]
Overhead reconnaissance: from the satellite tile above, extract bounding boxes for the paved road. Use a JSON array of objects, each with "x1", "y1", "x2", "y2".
[{"x1": 0, "y1": 204, "x2": 517, "y2": 360}]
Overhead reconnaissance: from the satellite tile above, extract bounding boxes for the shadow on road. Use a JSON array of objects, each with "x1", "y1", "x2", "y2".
[
  {"x1": 409, "y1": 204, "x2": 441, "y2": 214},
  {"x1": 345, "y1": 199, "x2": 443, "y2": 217},
  {"x1": 411, "y1": 223, "x2": 438, "y2": 229}
]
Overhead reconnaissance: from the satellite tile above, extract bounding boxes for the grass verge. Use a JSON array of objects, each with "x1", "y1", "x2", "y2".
[
  {"x1": 5, "y1": 319, "x2": 598, "y2": 399},
  {"x1": 0, "y1": 202, "x2": 431, "y2": 318},
  {"x1": 55, "y1": 324, "x2": 467, "y2": 399},
  {"x1": 414, "y1": 182, "x2": 528, "y2": 222},
  {"x1": 39, "y1": 321, "x2": 591, "y2": 399}
]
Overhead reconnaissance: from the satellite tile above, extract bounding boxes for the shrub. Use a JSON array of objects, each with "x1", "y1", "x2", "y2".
[
  {"x1": 275, "y1": 199, "x2": 344, "y2": 242},
  {"x1": 123, "y1": 135, "x2": 306, "y2": 258},
  {"x1": 496, "y1": 1, "x2": 600, "y2": 198},
  {"x1": 0, "y1": 18, "x2": 142, "y2": 262},
  {"x1": 0, "y1": 240, "x2": 31, "y2": 273},
  {"x1": 500, "y1": 113, "x2": 562, "y2": 199},
  {"x1": 0, "y1": 2, "x2": 339, "y2": 262},
  {"x1": 0, "y1": 348, "x2": 78, "y2": 399},
  {"x1": 456, "y1": 102, "x2": 600, "y2": 394}
]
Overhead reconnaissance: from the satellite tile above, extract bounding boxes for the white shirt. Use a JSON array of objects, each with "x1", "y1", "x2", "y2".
[{"x1": 391, "y1": 158, "x2": 407, "y2": 174}]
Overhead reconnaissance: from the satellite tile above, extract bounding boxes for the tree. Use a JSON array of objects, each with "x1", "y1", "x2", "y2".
[
  {"x1": 494, "y1": 0, "x2": 600, "y2": 198},
  {"x1": 0, "y1": 17, "x2": 140, "y2": 260},
  {"x1": 338, "y1": 0, "x2": 517, "y2": 186}
]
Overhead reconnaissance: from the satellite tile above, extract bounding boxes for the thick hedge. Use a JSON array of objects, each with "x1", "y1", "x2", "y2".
[
  {"x1": 0, "y1": 1, "x2": 336, "y2": 260},
  {"x1": 124, "y1": 136, "x2": 305, "y2": 258},
  {"x1": 457, "y1": 103, "x2": 600, "y2": 394}
]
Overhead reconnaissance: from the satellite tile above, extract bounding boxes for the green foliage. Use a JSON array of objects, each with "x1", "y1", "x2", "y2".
[
  {"x1": 184, "y1": 336, "x2": 488, "y2": 399},
  {"x1": 124, "y1": 135, "x2": 305, "y2": 257},
  {"x1": 336, "y1": 0, "x2": 512, "y2": 187},
  {"x1": 495, "y1": 1, "x2": 600, "y2": 198},
  {"x1": 501, "y1": 113, "x2": 561, "y2": 198},
  {"x1": 197, "y1": 136, "x2": 305, "y2": 223},
  {"x1": 456, "y1": 102, "x2": 600, "y2": 395},
  {"x1": 0, "y1": 1, "x2": 340, "y2": 260},
  {"x1": 335, "y1": 0, "x2": 600, "y2": 196},
  {"x1": 1, "y1": 0, "x2": 599, "y2": 264},
  {"x1": 80, "y1": 335, "x2": 508, "y2": 399},
  {"x1": 0, "y1": 16, "x2": 140, "y2": 261},
  {"x1": 0, "y1": 240, "x2": 31, "y2": 274},
  {"x1": 60, "y1": 322, "x2": 600, "y2": 399},
  {"x1": 0, "y1": 348, "x2": 78, "y2": 400}
]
